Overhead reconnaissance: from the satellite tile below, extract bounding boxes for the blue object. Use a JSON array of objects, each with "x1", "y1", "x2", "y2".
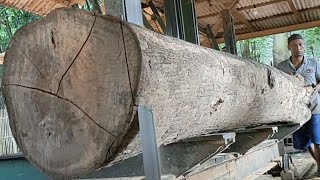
[
  {"x1": 293, "y1": 114, "x2": 320, "y2": 150},
  {"x1": 0, "y1": 155, "x2": 48, "y2": 180}
]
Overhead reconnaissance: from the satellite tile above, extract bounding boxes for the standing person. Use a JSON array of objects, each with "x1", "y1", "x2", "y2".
[{"x1": 277, "y1": 34, "x2": 320, "y2": 176}]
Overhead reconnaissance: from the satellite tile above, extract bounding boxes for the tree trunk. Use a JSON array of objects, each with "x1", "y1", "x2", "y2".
[
  {"x1": 240, "y1": 40, "x2": 250, "y2": 59},
  {"x1": 2, "y1": 8, "x2": 312, "y2": 179},
  {"x1": 273, "y1": 33, "x2": 290, "y2": 67}
]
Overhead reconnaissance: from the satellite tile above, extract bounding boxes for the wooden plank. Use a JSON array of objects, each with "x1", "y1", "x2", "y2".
[
  {"x1": 242, "y1": 161, "x2": 278, "y2": 180},
  {"x1": 216, "y1": 19, "x2": 320, "y2": 43},
  {"x1": 185, "y1": 140, "x2": 280, "y2": 180}
]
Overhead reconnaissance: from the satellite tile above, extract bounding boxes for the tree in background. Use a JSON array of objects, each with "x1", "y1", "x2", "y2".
[
  {"x1": 294, "y1": 27, "x2": 320, "y2": 59},
  {"x1": 273, "y1": 33, "x2": 290, "y2": 67},
  {"x1": 0, "y1": 5, "x2": 40, "y2": 53},
  {"x1": 238, "y1": 36, "x2": 273, "y2": 66}
]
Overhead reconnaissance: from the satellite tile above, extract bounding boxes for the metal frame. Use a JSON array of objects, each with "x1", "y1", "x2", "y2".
[
  {"x1": 164, "y1": 0, "x2": 199, "y2": 44},
  {"x1": 82, "y1": 121, "x2": 301, "y2": 179},
  {"x1": 105, "y1": 0, "x2": 143, "y2": 26},
  {"x1": 137, "y1": 106, "x2": 161, "y2": 180},
  {"x1": 82, "y1": 107, "x2": 236, "y2": 178},
  {"x1": 185, "y1": 140, "x2": 280, "y2": 180}
]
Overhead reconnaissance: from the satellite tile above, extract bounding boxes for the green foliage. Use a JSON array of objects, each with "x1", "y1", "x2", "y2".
[
  {"x1": 237, "y1": 36, "x2": 273, "y2": 65},
  {"x1": 81, "y1": 0, "x2": 103, "y2": 13},
  {"x1": 0, "y1": 5, "x2": 40, "y2": 53},
  {"x1": 236, "y1": 27, "x2": 320, "y2": 65},
  {"x1": 292, "y1": 27, "x2": 320, "y2": 58}
]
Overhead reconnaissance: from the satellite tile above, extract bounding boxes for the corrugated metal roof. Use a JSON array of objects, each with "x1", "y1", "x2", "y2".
[
  {"x1": 1, "y1": 0, "x2": 320, "y2": 45},
  {"x1": 302, "y1": 8, "x2": 320, "y2": 22},
  {"x1": 294, "y1": 0, "x2": 320, "y2": 10},
  {"x1": 241, "y1": 1, "x2": 290, "y2": 20},
  {"x1": 196, "y1": 1, "x2": 225, "y2": 17},
  {"x1": 0, "y1": 0, "x2": 85, "y2": 15},
  {"x1": 253, "y1": 14, "x2": 298, "y2": 30}
]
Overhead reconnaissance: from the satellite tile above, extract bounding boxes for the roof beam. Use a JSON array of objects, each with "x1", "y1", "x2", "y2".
[
  {"x1": 195, "y1": 0, "x2": 225, "y2": 3},
  {"x1": 237, "y1": 0, "x2": 286, "y2": 11},
  {"x1": 198, "y1": 0, "x2": 286, "y2": 19},
  {"x1": 216, "y1": 19, "x2": 320, "y2": 43},
  {"x1": 286, "y1": 0, "x2": 304, "y2": 23},
  {"x1": 230, "y1": 9, "x2": 256, "y2": 32},
  {"x1": 249, "y1": 5, "x2": 320, "y2": 23},
  {"x1": 204, "y1": 0, "x2": 238, "y2": 36}
]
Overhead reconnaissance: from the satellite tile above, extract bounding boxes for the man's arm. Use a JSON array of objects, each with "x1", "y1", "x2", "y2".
[{"x1": 314, "y1": 60, "x2": 320, "y2": 91}]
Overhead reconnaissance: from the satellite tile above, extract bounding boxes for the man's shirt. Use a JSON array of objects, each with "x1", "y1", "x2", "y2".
[{"x1": 277, "y1": 57, "x2": 320, "y2": 114}]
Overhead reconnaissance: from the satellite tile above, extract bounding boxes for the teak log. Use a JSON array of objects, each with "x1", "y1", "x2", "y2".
[{"x1": 2, "y1": 8, "x2": 311, "y2": 179}]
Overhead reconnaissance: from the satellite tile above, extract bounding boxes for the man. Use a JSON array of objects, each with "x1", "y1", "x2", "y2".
[{"x1": 277, "y1": 34, "x2": 320, "y2": 175}]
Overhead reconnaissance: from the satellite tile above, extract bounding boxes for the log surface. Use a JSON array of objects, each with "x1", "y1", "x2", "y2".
[{"x1": 2, "y1": 8, "x2": 311, "y2": 179}]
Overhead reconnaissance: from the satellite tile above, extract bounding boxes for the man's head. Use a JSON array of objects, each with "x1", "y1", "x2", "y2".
[{"x1": 288, "y1": 34, "x2": 305, "y2": 57}]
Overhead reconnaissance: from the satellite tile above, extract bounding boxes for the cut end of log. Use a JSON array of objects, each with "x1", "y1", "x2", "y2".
[{"x1": 2, "y1": 8, "x2": 141, "y2": 179}]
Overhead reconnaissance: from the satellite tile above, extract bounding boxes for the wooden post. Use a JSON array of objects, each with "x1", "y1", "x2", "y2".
[{"x1": 221, "y1": 9, "x2": 237, "y2": 55}]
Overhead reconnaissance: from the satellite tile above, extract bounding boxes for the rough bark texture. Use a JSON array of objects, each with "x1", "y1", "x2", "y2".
[{"x1": 2, "y1": 8, "x2": 312, "y2": 179}]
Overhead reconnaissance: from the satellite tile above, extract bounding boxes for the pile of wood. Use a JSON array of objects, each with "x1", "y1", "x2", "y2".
[{"x1": 2, "y1": 8, "x2": 312, "y2": 179}]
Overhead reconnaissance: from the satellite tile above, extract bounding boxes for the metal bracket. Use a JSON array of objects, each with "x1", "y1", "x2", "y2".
[{"x1": 137, "y1": 106, "x2": 161, "y2": 180}]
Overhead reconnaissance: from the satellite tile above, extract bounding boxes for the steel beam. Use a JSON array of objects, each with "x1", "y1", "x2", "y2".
[
  {"x1": 185, "y1": 140, "x2": 280, "y2": 180},
  {"x1": 105, "y1": 0, "x2": 143, "y2": 26},
  {"x1": 81, "y1": 133, "x2": 235, "y2": 178},
  {"x1": 164, "y1": 0, "x2": 199, "y2": 44}
]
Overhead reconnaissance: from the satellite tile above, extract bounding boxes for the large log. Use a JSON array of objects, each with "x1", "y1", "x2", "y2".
[{"x1": 2, "y1": 8, "x2": 312, "y2": 179}]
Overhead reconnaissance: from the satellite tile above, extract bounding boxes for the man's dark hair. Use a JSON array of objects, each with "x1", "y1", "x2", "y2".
[{"x1": 288, "y1": 34, "x2": 304, "y2": 45}]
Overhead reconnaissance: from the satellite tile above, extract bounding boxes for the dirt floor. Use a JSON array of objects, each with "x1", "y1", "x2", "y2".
[{"x1": 257, "y1": 148, "x2": 319, "y2": 180}]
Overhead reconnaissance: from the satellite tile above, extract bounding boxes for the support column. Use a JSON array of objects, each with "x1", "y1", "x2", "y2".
[
  {"x1": 105, "y1": 0, "x2": 143, "y2": 26},
  {"x1": 221, "y1": 9, "x2": 237, "y2": 55},
  {"x1": 164, "y1": 0, "x2": 199, "y2": 44}
]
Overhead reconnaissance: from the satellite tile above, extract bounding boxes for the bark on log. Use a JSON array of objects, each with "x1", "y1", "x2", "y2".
[{"x1": 2, "y1": 8, "x2": 312, "y2": 179}]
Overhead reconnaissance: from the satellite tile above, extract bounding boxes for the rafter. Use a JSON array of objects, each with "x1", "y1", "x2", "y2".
[
  {"x1": 286, "y1": 0, "x2": 304, "y2": 23},
  {"x1": 230, "y1": 9, "x2": 255, "y2": 32},
  {"x1": 216, "y1": 19, "x2": 320, "y2": 43},
  {"x1": 237, "y1": 0, "x2": 286, "y2": 11},
  {"x1": 198, "y1": 0, "x2": 286, "y2": 19},
  {"x1": 249, "y1": 5, "x2": 320, "y2": 24}
]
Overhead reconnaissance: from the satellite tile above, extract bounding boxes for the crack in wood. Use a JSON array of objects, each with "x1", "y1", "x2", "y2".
[
  {"x1": 3, "y1": 83, "x2": 117, "y2": 138},
  {"x1": 56, "y1": 16, "x2": 97, "y2": 95},
  {"x1": 17, "y1": 46, "x2": 46, "y2": 80},
  {"x1": 267, "y1": 69, "x2": 275, "y2": 89},
  {"x1": 120, "y1": 21, "x2": 135, "y2": 106}
]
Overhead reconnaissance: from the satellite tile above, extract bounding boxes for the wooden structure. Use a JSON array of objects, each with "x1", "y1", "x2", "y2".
[
  {"x1": 0, "y1": 0, "x2": 85, "y2": 15},
  {"x1": 1, "y1": 0, "x2": 320, "y2": 47},
  {"x1": 0, "y1": 0, "x2": 320, "y2": 179},
  {"x1": 2, "y1": 8, "x2": 313, "y2": 179}
]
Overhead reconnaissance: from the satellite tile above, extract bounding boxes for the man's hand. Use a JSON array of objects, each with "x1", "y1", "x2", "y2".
[
  {"x1": 293, "y1": 73, "x2": 304, "y2": 82},
  {"x1": 314, "y1": 84, "x2": 320, "y2": 92}
]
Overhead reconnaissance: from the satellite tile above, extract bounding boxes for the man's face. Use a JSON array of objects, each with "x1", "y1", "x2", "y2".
[{"x1": 288, "y1": 39, "x2": 305, "y2": 57}]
